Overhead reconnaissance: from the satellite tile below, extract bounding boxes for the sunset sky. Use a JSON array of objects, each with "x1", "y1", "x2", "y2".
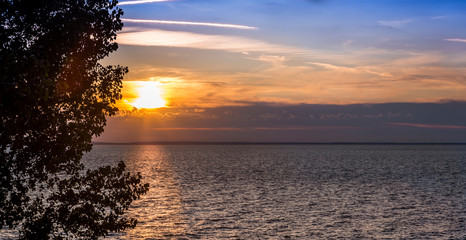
[{"x1": 96, "y1": 0, "x2": 466, "y2": 143}]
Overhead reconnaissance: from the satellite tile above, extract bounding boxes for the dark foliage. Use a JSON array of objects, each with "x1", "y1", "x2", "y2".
[{"x1": 0, "y1": 0, "x2": 149, "y2": 238}]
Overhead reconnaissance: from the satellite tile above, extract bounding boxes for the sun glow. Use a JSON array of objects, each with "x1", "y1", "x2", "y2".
[{"x1": 131, "y1": 81, "x2": 167, "y2": 109}]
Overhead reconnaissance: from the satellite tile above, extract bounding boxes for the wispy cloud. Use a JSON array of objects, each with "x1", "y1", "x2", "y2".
[
  {"x1": 378, "y1": 19, "x2": 412, "y2": 27},
  {"x1": 253, "y1": 126, "x2": 357, "y2": 130},
  {"x1": 431, "y1": 15, "x2": 449, "y2": 20},
  {"x1": 388, "y1": 123, "x2": 466, "y2": 129},
  {"x1": 444, "y1": 38, "x2": 466, "y2": 43},
  {"x1": 118, "y1": 0, "x2": 175, "y2": 5},
  {"x1": 122, "y1": 18, "x2": 258, "y2": 30},
  {"x1": 308, "y1": 62, "x2": 358, "y2": 72},
  {"x1": 152, "y1": 127, "x2": 243, "y2": 131},
  {"x1": 117, "y1": 27, "x2": 302, "y2": 54},
  {"x1": 151, "y1": 126, "x2": 358, "y2": 131},
  {"x1": 308, "y1": 62, "x2": 392, "y2": 77}
]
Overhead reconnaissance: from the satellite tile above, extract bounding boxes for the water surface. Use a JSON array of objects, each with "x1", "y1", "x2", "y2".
[{"x1": 83, "y1": 144, "x2": 465, "y2": 239}]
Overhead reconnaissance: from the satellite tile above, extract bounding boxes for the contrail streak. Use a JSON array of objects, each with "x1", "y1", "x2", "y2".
[
  {"x1": 119, "y1": 0, "x2": 175, "y2": 5},
  {"x1": 122, "y1": 18, "x2": 258, "y2": 30},
  {"x1": 444, "y1": 38, "x2": 466, "y2": 43}
]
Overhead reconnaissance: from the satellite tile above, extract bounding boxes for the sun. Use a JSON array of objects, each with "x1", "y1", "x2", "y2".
[{"x1": 131, "y1": 81, "x2": 167, "y2": 109}]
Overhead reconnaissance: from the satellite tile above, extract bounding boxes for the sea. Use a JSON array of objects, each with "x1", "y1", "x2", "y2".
[{"x1": 81, "y1": 144, "x2": 465, "y2": 239}]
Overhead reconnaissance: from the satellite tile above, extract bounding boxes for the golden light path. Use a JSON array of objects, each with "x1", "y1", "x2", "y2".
[{"x1": 131, "y1": 81, "x2": 167, "y2": 109}]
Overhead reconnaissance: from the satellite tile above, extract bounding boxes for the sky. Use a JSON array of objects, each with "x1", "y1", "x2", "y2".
[{"x1": 96, "y1": 0, "x2": 466, "y2": 143}]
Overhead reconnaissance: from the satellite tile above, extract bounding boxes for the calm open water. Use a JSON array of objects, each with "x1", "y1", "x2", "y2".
[{"x1": 82, "y1": 144, "x2": 465, "y2": 239}]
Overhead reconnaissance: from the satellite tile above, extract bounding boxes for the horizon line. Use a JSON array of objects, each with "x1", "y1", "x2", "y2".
[{"x1": 92, "y1": 141, "x2": 466, "y2": 145}]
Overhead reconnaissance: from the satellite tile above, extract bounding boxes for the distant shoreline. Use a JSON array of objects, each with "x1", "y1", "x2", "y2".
[{"x1": 92, "y1": 142, "x2": 466, "y2": 145}]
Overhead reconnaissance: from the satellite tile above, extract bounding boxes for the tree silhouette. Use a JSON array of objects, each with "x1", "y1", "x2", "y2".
[{"x1": 0, "y1": 0, "x2": 148, "y2": 238}]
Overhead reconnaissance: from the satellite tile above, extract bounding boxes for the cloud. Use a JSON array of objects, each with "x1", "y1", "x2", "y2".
[
  {"x1": 308, "y1": 62, "x2": 392, "y2": 77},
  {"x1": 122, "y1": 18, "x2": 258, "y2": 30},
  {"x1": 96, "y1": 101, "x2": 466, "y2": 143},
  {"x1": 444, "y1": 38, "x2": 466, "y2": 43},
  {"x1": 252, "y1": 126, "x2": 356, "y2": 130},
  {"x1": 149, "y1": 127, "x2": 355, "y2": 131},
  {"x1": 308, "y1": 62, "x2": 358, "y2": 72},
  {"x1": 110, "y1": 42, "x2": 466, "y2": 107},
  {"x1": 118, "y1": 0, "x2": 175, "y2": 5},
  {"x1": 117, "y1": 27, "x2": 303, "y2": 54},
  {"x1": 378, "y1": 19, "x2": 412, "y2": 28},
  {"x1": 115, "y1": 101, "x2": 466, "y2": 128},
  {"x1": 151, "y1": 127, "x2": 243, "y2": 131},
  {"x1": 431, "y1": 15, "x2": 449, "y2": 20},
  {"x1": 387, "y1": 123, "x2": 466, "y2": 129}
]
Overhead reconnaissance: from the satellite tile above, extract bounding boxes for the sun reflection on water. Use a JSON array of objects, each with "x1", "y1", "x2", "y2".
[{"x1": 120, "y1": 145, "x2": 187, "y2": 239}]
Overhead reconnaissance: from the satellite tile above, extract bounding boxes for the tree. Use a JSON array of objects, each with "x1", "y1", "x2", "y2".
[{"x1": 0, "y1": 0, "x2": 149, "y2": 238}]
